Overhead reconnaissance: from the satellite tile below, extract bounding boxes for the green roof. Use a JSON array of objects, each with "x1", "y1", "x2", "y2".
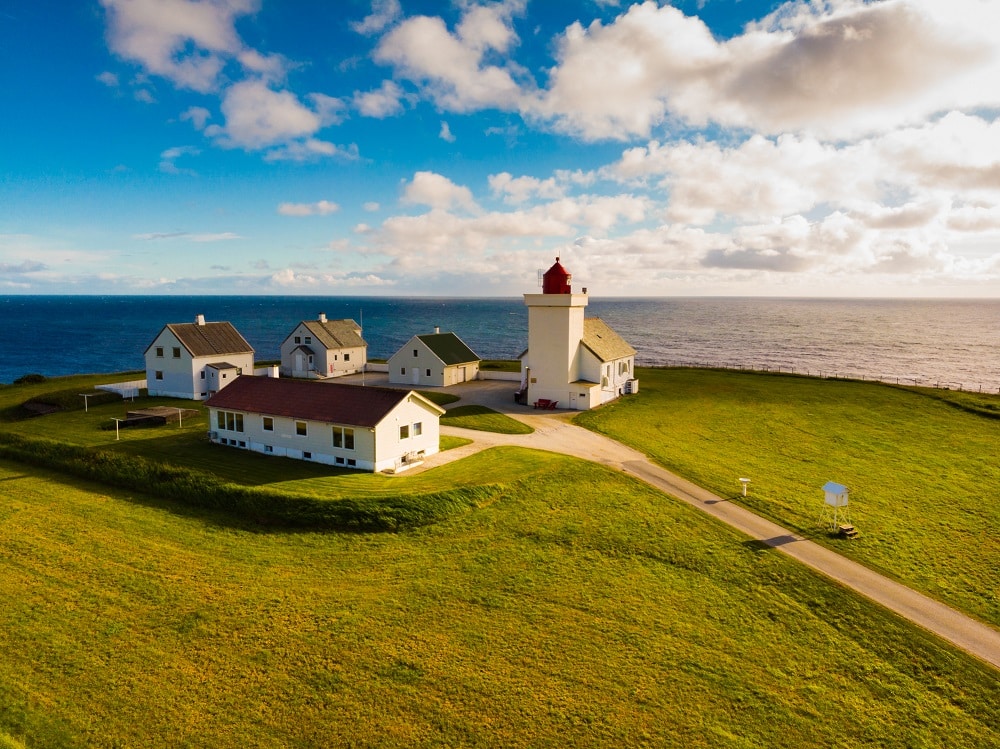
[{"x1": 416, "y1": 333, "x2": 480, "y2": 365}]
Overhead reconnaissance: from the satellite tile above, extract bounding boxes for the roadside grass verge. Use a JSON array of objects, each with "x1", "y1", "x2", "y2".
[
  {"x1": 575, "y1": 367, "x2": 1000, "y2": 627},
  {"x1": 441, "y1": 405, "x2": 533, "y2": 434},
  {"x1": 0, "y1": 456, "x2": 997, "y2": 748}
]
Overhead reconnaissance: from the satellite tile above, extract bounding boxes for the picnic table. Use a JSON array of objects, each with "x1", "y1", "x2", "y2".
[{"x1": 533, "y1": 399, "x2": 558, "y2": 410}]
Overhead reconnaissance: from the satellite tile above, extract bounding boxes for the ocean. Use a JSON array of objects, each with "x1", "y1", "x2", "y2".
[{"x1": 1, "y1": 295, "x2": 999, "y2": 392}]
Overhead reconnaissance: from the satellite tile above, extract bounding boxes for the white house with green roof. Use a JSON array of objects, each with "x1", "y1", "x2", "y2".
[
  {"x1": 388, "y1": 328, "x2": 480, "y2": 387},
  {"x1": 279, "y1": 314, "x2": 367, "y2": 379}
]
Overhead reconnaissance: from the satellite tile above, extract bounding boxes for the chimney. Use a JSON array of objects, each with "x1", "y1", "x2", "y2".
[
  {"x1": 318, "y1": 313, "x2": 327, "y2": 323},
  {"x1": 434, "y1": 326, "x2": 440, "y2": 335},
  {"x1": 195, "y1": 314, "x2": 206, "y2": 326}
]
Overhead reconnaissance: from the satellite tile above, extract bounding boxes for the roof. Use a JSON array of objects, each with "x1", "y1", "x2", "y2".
[
  {"x1": 823, "y1": 482, "x2": 849, "y2": 494},
  {"x1": 580, "y1": 318, "x2": 636, "y2": 362},
  {"x1": 147, "y1": 321, "x2": 254, "y2": 358},
  {"x1": 415, "y1": 332, "x2": 480, "y2": 365},
  {"x1": 298, "y1": 318, "x2": 366, "y2": 350},
  {"x1": 206, "y1": 362, "x2": 240, "y2": 370},
  {"x1": 204, "y1": 376, "x2": 442, "y2": 427}
]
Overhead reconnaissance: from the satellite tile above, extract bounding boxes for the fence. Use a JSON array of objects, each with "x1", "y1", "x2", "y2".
[{"x1": 643, "y1": 361, "x2": 1000, "y2": 394}]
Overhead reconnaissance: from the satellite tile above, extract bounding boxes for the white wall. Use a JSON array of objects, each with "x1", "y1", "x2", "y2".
[{"x1": 208, "y1": 395, "x2": 440, "y2": 472}]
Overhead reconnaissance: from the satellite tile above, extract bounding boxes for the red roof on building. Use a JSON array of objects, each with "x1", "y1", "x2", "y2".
[{"x1": 204, "y1": 376, "x2": 437, "y2": 427}]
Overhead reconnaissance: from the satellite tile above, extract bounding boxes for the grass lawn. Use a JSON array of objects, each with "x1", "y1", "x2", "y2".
[
  {"x1": 1, "y1": 455, "x2": 998, "y2": 748},
  {"x1": 441, "y1": 405, "x2": 534, "y2": 434},
  {"x1": 575, "y1": 368, "x2": 1000, "y2": 628}
]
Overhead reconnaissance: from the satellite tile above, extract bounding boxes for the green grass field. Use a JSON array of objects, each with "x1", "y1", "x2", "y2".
[
  {"x1": 0, "y1": 370, "x2": 998, "y2": 746},
  {"x1": 575, "y1": 368, "x2": 1000, "y2": 628},
  {"x1": 441, "y1": 405, "x2": 534, "y2": 434},
  {"x1": 1, "y1": 454, "x2": 997, "y2": 748}
]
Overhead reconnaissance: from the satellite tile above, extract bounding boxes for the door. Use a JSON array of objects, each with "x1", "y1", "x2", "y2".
[{"x1": 411, "y1": 367, "x2": 420, "y2": 385}]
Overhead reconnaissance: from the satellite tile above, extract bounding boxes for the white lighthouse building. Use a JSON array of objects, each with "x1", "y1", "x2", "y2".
[{"x1": 521, "y1": 258, "x2": 637, "y2": 410}]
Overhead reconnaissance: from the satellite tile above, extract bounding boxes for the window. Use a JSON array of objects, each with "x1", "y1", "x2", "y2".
[
  {"x1": 333, "y1": 427, "x2": 355, "y2": 450},
  {"x1": 172, "y1": 347, "x2": 181, "y2": 358},
  {"x1": 303, "y1": 451, "x2": 312, "y2": 460},
  {"x1": 296, "y1": 421, "x2": 307, "y2": 436},
  {"x1": 344, "y1": 353, "x2": 350, "y2": 362},
  {"x1": 155, "y1": 371, "x2": 163, "y2": 380},
  {"x1": 238, "y1": 441, "x2": 246, "y2": 448},
  {"x1": 335, "y1": 457, "x2": 345, "y2": 465},
  {"x1": 294, "y1": 336, "x2": 301, "y2": 344},
  {"x1": 264, "y1": 445, "x2": 273, "y2": 453},
  {"x1": 263, "y1": 417, "x2": 273, "y2": 431},
  {"x1": 200, "y1": 371, "x2": 206, "y2": 379},
  {"x1": 426, "y1": 369, "x2": 431, "y2": 377},
  {"x1": 304, "y1": 336, "x2": 312, "y2": 344},
  {"x1": 222, "y1": 373, "x2": 227, "y2": 380},
  {"x1": 400, "y1": 367, "x2": 406, "y2": 375},
  {"x1": 155, "y1": 347, "x2": 164, "y2": 357},
  {"x1": 413, "y1": 422, "x2": 422, "y2": 437},
  {"x1": 347, "y1": 458, "x2": 356, "y2": 467},
  {"x1": 413, "y1": 349, "x2": 418, "y2": 357},
  {"x1": 218, "y1": 411, "x2": 244, "y2": 432},
  {"x1": 400, "y1": 424, "x2": 409, "y2": 439}
]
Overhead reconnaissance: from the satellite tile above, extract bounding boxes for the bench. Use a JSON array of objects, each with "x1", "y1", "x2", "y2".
[{"x1": 533, "y1": 399, "x2": 558, "y2": 410}]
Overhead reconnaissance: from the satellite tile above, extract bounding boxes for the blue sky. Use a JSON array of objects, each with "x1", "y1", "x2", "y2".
[{"x1": 3, "y1": 0, "x2": 1000, "y2": 297}]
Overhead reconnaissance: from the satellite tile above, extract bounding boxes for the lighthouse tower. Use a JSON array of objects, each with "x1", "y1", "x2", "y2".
[{"x1": 523, "y1": 257, "x2": 590, "y2": 408}]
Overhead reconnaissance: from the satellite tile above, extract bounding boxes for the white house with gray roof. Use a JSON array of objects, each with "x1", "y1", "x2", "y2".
[
  {"x1": 388, "y1": 328, "x2": 480, "y2": 387},
  {"x1": 520, "y1": 258, "x2": 637, "y2": 410},
  {"x1": 144, "y1": 315, "x2": 255, "y2": 400},
  {"x1": 279, "y1": 314, "x2": 367, "y2": 379}
]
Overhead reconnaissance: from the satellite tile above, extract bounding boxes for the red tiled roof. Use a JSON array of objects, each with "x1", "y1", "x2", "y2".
[{"x1": 204, "y1": 376, "x2": 427, "y2": 427}]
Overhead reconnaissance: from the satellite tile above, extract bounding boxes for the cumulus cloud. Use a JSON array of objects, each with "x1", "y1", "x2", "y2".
[
  {"x1": 374, "y1": 0, "x2": 528, "y2": 112},
  {"x1": 402, "y1": 171, "x2": 479, "y2": 212},
  {"x1": 99, "y1": 0, "x2": 260, "y2": 93},
  {"x1": 351, "y1": 0, "x2": 402, "y2": 35},
  {"x1": 489, "y1": 172, "x2": 565, "y2": 204},
  {"x1": 353, "y1": 80, "x2": 406, "y2": 118},
  {"x1": 439, "y1": 121, "x2": 456, "y2": 142},
  {"x1": 278, "y1": 200, "x2": 340, "y2": 216},
  {"x1": 509, "y1": 0, "x2": 1000, "y2": 141}
]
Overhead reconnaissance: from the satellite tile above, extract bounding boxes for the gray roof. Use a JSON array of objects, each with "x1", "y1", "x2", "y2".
[
  {"x1": 299, "y1": 318, "x2": 366, "y2": 350},
  {"x1": 415, "y1": 332, "x2": 480, "y2": 365},
  {"x1": 147, "y1": 321, "x2": 254, "y2": 358},
  {"x1": 580, "y1": 318, "x2": 635, "y2": 362}
]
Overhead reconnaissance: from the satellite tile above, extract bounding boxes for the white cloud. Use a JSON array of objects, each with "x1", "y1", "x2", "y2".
[
  {"x1": 489, "y1": 172, "x2": 565, "y2": 204},
  {"x1": 205, "y1": 80, "x2": 338, "y2": 154},
  {"x1": 158, "y1": 145, "x2": 200, "y2": 174},
  {"x1": 374, "y1": 1, "x2": 528, "y2": 112},
  {"x1": 402, "y1": 171, "x2": 479, "y2": 212},
  {"x1": 353, "y1": 80, "x2": 406, "y2": 118},
  {"x1": 351, "y1": 0, "x2": 402, "y2": 35},
  {"x1": 529, "y1": 0, "x2": 1000, "y2": 141},
  {"x1": 99, "y1": 0, "x2": 258, "y2": 93},
  {"x1": 363, "y1": 202, "x2": 381, "y2": 212},
  {"x1": 96, "y1": 71, "x2": 119, "y2": 88},
  {"x1": 180, "y1": 106, "x2": 212, "y2": 130},
  {"x1": 278, "y1": 200, "x2": 340, "y2": 216},
  {"x1": 439, "y1": 121, "x2": 456, "y2": 142}
]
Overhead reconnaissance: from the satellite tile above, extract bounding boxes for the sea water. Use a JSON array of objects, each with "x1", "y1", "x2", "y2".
[{"x1": 1, "y1": 295, "x2": 998, "y2": 392}]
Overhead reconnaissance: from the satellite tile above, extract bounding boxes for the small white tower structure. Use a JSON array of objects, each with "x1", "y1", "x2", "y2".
[{"x1": 821, "y1": 481, "x2": 853, "y2": 534}]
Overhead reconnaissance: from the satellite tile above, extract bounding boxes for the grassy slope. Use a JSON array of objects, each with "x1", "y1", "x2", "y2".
[
  {"x1": 575, "y1": 368, "x2": 1000, "y2": 627},
  {"x1": 0, "y1": 456, "x2": 997, "y2": 748},
  {"x1": 441, "y1": 405, "x2": 534, "y2": 434}
]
